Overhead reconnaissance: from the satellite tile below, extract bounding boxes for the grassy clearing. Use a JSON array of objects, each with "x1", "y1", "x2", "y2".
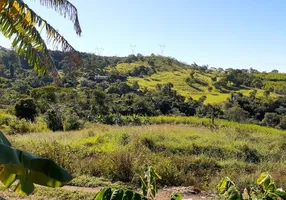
[{"x1": 6, "y1": 120, "x2": 286, "y2": 196}]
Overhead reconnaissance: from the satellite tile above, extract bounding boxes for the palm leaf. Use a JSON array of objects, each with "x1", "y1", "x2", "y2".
[
  {"x1": 0, "y1": 0, "x2": 82, "y2": 80},
  {"x1": 35, "y1": 0, "x2": 82, "y2": 36}
]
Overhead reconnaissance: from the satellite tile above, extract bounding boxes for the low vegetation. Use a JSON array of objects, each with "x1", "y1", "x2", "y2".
[{"x1": 2, "y1": 122, "x2": 284, "y2": 196}]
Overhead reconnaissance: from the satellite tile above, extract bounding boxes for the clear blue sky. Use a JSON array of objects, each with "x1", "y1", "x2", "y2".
[{"x1": 1, "y1": 0, "x2": 286, "y2": 72}]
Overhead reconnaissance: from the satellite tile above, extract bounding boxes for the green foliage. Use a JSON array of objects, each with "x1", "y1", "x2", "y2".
[
  {"x1": 44, "y1": 107, "x2": 63, "y2": 132},
  {"x1": 262, "y1": 112, "x2": 281, "y2": 127},
  {"x1": 170, "y1": 193, "x2": 183, "y2": 200},
  {"x1": 218, "y1": 173, "x2": 286, "y2": 200},
  {"x1": 140, "y1": 166, "x2": 161, "y2": 198},
  {"x1": 224, "y1": 106, "x2": 249, "y2": 122},
  {"x1": 94, "y1": 187, "x2": 147, "y2": 200},
  {"x1": 0, "y1": 132, "x2": 72, "y2": 195},
  {"x1": 94, "y1": 166, "x2": 179, "y2": 200},
  {"x1": 63, "y1": 112, "x2": 82, "y2": 131},
  {"x1": 217, "y1": 177, "x2": 242, "y2": 200},
  {"x1": 15, "y1": 98, "x2": 37, "y2": 121},
  {"x1": 279, "y1": 116, "x2": 286, "y2": 130}
]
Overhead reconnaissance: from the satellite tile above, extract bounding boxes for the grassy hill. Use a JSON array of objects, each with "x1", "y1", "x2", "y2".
[{"x1": 108, "y1": 56, "x2": 281, "y2": 104}]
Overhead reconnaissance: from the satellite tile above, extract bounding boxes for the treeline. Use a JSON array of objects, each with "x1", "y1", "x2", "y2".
[{"x1": 0, "y1": 47, "x2": 286, "y2": 133}]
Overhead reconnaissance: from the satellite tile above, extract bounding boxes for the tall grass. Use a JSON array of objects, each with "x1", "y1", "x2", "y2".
[{"x1": 8, "y1": 122, "x2": 286, "y2": 193}]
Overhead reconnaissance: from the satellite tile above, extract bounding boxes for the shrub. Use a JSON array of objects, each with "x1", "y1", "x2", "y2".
[
  {"x1": 15, "y1": 98, "x2": 37, "y2": 121},
  {"x1": 262, "y1": 112, "x2": 280, "y2": 127},
  {"x1": 44, "y1": 108, "x2": 63, "y2": 132},
  {"x1": 279, "y1": 116, "x2": 286, "y2": 130},
  {"x1": 63, "y1": 112, "x2": 83, "y2": 131},
  {"x1": 224, "y1": 106, "x2": 249, "y2": 122},
  {"x1": 98, "y1": 114, "x2": 124, "y2": 125}
]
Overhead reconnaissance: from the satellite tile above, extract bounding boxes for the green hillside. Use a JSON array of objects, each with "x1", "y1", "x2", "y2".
[
  {"x1": 0, "y1": 47, "x2": 286, "y2": 133},
  {"x1": 109, "y1": 56, "x2": 281, "y2": 104}
]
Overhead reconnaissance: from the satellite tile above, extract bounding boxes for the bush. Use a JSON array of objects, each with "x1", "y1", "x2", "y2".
[
  {"x1": 279, "y1": 116, "x2": 286, "y2": 130},
  {"x1": 224, "y1": 106, "x2": 249, "y2": 122},
  {"x1": 63, "y1": 112, "x2": 83, "y2": 131},
  {"x1": 98, "y1": 114, "x2": 124, "y2": 125},
  {"x1": 262, "y1": 112, "x2": 280, "y2": 127},
  {"x1": 15, "y1": 98, "x2": 37, "y2": 121},
  {"x1": 44, "y1": 108, "x2": 63, "y2": 132}
]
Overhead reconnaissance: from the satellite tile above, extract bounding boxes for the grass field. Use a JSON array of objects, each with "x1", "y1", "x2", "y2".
[
  {"x1": 128, "y1": 70, "x2": 278, "y2": 104},
  {"x1": 4, "y1": 118, "x2": 286, "y2": 199}
]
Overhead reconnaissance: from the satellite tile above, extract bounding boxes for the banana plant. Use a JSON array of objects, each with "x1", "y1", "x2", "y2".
[
  {"x1": 141, "y1": 166, "x2": 161, "y2": 199},
  {"x1": 94, "y1": 187, "x2": 182, "y2": 200},
  {"x1": 217, "y1": 173, "x2": 286, "y2": 200},
  {"x1": 94, "y1": 166, "x2": 182, "y2": 200},
  {"x1": 0, "y1": 131, "x2": 72, "y2": 195}
]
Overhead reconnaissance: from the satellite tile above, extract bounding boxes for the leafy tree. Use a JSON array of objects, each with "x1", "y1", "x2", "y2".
[
  {"x1": 224, "y1": 106, "x2": 249, "y2": 122},
  {"x1": 15, "y1": 98, "x2": 37, "y2": 121},
  {"x1": 44, "y1": 107, "x2": 63, "y2": 132},
  {"x1": 262, "y1": 113, "x2": 280, "y2": 127},
  {"x1": 251, "y1": 78, "x2": 264, "y2": 89},
  {"x1": 2, "y1": 50, "x2": 20, "y2": 78}
]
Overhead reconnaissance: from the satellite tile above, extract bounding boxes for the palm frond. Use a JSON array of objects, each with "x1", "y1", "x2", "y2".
[
  {"x1": 13, "y1": 0, "x2": 83, "y2": 68},
  {"x1": 0, "y1": 10, "x2": 60, "y2": 81},
  {"x1": 35, "y1": 0, "x2": 81, "y2": 36},
  {"x1": 0, "y1": 0, "x2": 82, "y2": 81}
]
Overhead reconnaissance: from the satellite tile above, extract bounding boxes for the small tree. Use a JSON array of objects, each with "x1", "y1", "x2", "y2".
[
  {"x1": 44, "y1": 108, "x2": 63, "y2": 132},
  {"x1": 279, "y1": 116, "x2": 286, "y2": 130},
  {"x1": 224, "y1": 106, "x2": 249, "y2": 122},
  {"x1": 15, "y1": 98, "x2": 37, "y2": 121},
  {"x1": 262, "y1": 113, "x2": 281, "y2": 127},
  {"x1": 208, "y1": 86, "x2": 213, "y2": 93}
]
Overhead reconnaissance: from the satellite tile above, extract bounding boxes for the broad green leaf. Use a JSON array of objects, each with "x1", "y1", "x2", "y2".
[
  {"x1": 275, "y1": 188, "x2": 286, "y2": 199},
  {"x1": 122, "y1": 190, "x2": 133, "y2": 200},
  {"x1": 0, "y1": 166, "x2": 16, "y2": 187},
  {"x1": 0, "y1": 133, "x2": 72, "y2": 195},
  {"x1": 217, "y1": 177, "x2": 242, "y2": 200},
  {"x1": 94, "y1": 187, "x2": 112, "y2": 200},
  {"x1": 94, "y1": 187, "x2": 147, "y2": 200},
  {"x1": 0, "y1": 132, "x2": 11, "y2": 146},
  {"x1": 111, "y1": 188, "x2": 124, "y2": 200},
  {"x1": 217, "y1": 177, "x2": 235, "y2": 194},
  {"x1": 170, "y1": 192, "x2": 182, "y2": 200},
  {"x1": 257, "y1": 173, "x2": 276, "y2": 192},
  {"x1": 14, "y1": 176, "x2": 35, "y2": 195}
]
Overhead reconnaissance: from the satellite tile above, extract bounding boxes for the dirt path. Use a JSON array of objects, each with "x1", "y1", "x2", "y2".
[
  {"x1": 0, "y1": 185, "x2": 215, "y2": 200},
  {"x1": 63, "y1": 185, "x2": 213, "y2": 200}
]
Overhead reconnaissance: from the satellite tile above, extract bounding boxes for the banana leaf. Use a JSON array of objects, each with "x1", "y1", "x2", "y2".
[{"x1": 0, "y1": 132, "x2": 72, "y2": 195}]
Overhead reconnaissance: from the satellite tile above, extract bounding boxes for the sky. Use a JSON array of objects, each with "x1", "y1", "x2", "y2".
[{"x1": 1, "y1": 0, "x2": 286, "y2": 72}]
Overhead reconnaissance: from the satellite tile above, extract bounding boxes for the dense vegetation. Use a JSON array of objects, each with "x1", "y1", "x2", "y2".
[
  {"x1": 2, "y1": 123, "x2": 286, "y2": 199},
  {"x1": 0, "y1": 46, "x2": 286, "y2": 134}
]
